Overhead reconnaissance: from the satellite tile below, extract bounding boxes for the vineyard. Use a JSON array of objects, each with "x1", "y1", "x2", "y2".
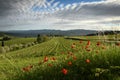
[{"x1": 0, "y1": 37, "x2": 120, "y2": 80}]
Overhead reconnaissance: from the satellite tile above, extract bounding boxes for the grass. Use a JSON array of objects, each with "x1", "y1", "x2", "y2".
[
  {"x1": 0, "y1": 37, "x2": 120, "y2": 80},
  {"x1": 0, "y1": 37, "x2": 36, "y2": 46},
  {"x1": 70, "y1": 34, "x2": 120, "y2": 40}
]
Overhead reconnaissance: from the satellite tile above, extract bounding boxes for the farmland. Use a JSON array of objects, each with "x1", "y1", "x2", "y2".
[
  {"x1": 0, "y1": 37, "x2": 36, "y2": 46},
  {"x1": 0, "y1": 37, "x2": 120, "y2": 80}
]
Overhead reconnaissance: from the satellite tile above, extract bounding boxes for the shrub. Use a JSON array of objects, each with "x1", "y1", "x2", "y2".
[
  {"x1": 19, "y1": 44, "x2": 24, "y2": 49},
  {"x1": 3, "y1": 36, "x2": 11, "y2": 41},
  {"x1": 4, "y1": 46, "x2": 10, "y2": 52},
  {"x1": 37, "y1": 34, "x2": 49, "y2": 43},
  {"x1": 0, "y1": 47, "x2": 6, "y2": 53}
]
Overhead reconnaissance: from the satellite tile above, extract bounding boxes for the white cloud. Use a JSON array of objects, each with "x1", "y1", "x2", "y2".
[{"x1": 0, "y1": 0, "x2": 120, "y2": 31}]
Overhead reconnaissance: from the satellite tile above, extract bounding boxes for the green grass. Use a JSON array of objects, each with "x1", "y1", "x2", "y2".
[
  {"x1": 0, "y1": 37, "x2": 36, "y2": 46},
  {"x1": 70, "y1": 34, "x2": 120, "y2": 40},
  {"x1": 0, "y1": 37, "x2": 120, "y2": 80}
]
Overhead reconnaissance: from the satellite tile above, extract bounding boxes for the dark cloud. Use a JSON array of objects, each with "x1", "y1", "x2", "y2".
[
  {"x1": 54, "y1": 1, "x2": 120, "y2": 20},
  {"x1": 0, "y1": 0, "x2": 120, "y2": 30},
  {"x1": 0, "y1": 0, "x2": 18, "y2": 17}
]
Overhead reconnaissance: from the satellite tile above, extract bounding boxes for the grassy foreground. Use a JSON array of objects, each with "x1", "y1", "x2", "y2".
[{"x1": 0, "y1": 37, "x2": 120, "y2": 80}]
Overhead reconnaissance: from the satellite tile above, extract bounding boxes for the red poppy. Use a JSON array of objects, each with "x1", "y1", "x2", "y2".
[
  {"x1": 73, "y1": 56, "x2": 77, "y2": 60},
  {"x1": 71, "y1": 45, "x2": 76, "y2": 49},
  {"x1": 51, "y1": 57, "x2": 56, "y2": 61},
  {"x1": 80, "y1": 40, "x2": 82, "y2": 43},
  {"x1": 68, "y1": 51, "x2": 73, "y2": 55},
  {"x1": 68, "y1": 61, "x2": 72, "y2": 66},
  {"x1": 86, "y1": 48, "x2": 91, "y2": 52},
  {"x1": 97, "y1": 42, "x2": 101, "y2": 46},
  {"x1": 73, "y1": 43, "x2": 76, "y2": 45},
  {"x1": 44, "y1": 56, "x2": 48, "y2": 62},
  {"x1": 116, "y1": 43, "x2": 120, "y2": 46},
  {"x1": 85, "y1": 45, "x2": 89, "y2": 49},
  {"x1": 87, "y1": 40, "x2": 91, "y2": 46},
  {"x1": 29, "y1": 65, "x2": 33, "y2": 68},
  {"x1": 22, "y1": 67, "x2": 30, "y2": 72},
  {"x1": 86, "y1": 59, "x2": 90, "y2": 63},
  {"x1": 48, "y1": 63, "x2": 52, "y2": 67},
  {"x1": 102, "y1": 46, "x2": 106, "y2": 49},
  {"x1": 62, "y1": 68, "x2": 68, "y2": 75}
]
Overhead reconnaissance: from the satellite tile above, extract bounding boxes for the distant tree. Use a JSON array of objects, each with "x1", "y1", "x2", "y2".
[
  {"x1": 3, "y1": 36, "x2": 11, "y2": 41},
  {"x1": 37, "y1": 34, "x2": 48, "y2": 43},
  {"x1": 37, "y1": 34, "x2": 42, "y2": 43},
  {"x1": 1, "y1": 40, "x2": 4, "y2": 47}
]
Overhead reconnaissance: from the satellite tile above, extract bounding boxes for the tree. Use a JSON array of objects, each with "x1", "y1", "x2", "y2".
[
  {"x1": 37, "y1": 34, "x2": 42, "y2": 43},
  {"x1": 37, "y1": 34, "x2": 48, "y2": 43},
  {"x1": 1, "y1": 40, "x2": 4, "y2": 47}
]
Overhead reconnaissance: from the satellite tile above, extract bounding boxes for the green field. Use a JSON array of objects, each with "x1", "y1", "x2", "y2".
[
  {"x1": 0, "y1": 37, "x2": 120, "y2": 80},
  {"x1": 0, "y1": 37, "x2": 36, "y2": 46},
  {"x1": 69, "y1": 34, "x2": 120, "y2": 40}
]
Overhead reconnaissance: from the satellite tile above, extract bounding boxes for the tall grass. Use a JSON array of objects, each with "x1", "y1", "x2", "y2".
[{"x1": 0, "y1": 37, "x2": 120, "y2": 80}]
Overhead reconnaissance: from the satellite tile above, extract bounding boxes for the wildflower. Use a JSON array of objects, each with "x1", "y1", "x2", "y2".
[
  {"x1": 86, "y1": 48, "x2": 91, "y2": 52},
  {"x1": 80, "y1": 40, "x2": 82, "y2": 43},
  {"x1": 62, "y1": 68, "x2": 68, "y2": 75},
  {"x1": 86, "y1": 59, "x2": 90, "y2": 63},
  {"x1": 73, "y1": 43, "x2": 76, "y2": 45},
  {"x1": 44, "y1": 56, "x2": 48, "y2": 62},
  {"x1": 85, "y1": 45, "x2": 89, "y2": 49},
  {"x1": 51, "y1": 57, "x2": 56, "y2": 61},
  {"x1": 48, "y1": 63, "x2": 52, "y2": 67},
  {"x1": 87, "y1": 40, "x2": 91, "y2": 46},
  {"x1": 97, "y1": 42, "x2": 101, "y2": 46},
  {"x1": 116, "y1": 43, "x2": 120, "y2": 46},
  {"x1": 68, "y1": 51, "x2": 73, "y2": 55},
  {"x1": 29, "y1": 65, "x2": 33, "y2": 68},
  {"x1": 22, "y1": 67, "x2": 30, "y2": 72},
  {"x1": 73, "y1": 56, "x2": 77, "y2": 60},
  {"x1": 68, "y1": 61, "x2": 72, "y2": 66},
  {"x1": 71, "y1": 45, "x2": 76, "y2": 49},
  {"x1": 102, "y1": 46, "x2": 106, "y2": 49}
]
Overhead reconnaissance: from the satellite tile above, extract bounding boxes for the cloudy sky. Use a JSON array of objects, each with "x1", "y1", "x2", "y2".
[{"x1": 0, "y1": 0, "x2": 120, "y2": 31}]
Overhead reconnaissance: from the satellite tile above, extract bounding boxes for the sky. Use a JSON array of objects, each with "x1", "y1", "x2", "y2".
[{"x1": 0, "y1": 0, "x2": 120, "y2": 31}]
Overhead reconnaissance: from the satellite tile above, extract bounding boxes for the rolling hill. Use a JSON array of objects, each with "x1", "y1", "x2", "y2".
[{"x1": 2, "y1": 29, "x2": 97, "y2": 37}]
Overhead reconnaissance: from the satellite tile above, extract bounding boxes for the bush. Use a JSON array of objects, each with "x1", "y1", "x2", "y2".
[
  {"x1": 4, "y1": 46, "x2": 10, "y2": 52},
  {"x1": 37, "y1": 34, "x2": 49, "y2": 43},
  {"x1": 31, "y1": 42, "x2": 35, "y2": 45},
  {"x1": 19, "y1": 44, "x2": 24, "y2": 49},
  {"x1": 0, "y1": 47, "x2": 6, "y2": 53},
  {"x1": 3, "y1": 36, "x2": 11, "y2": 41},
  {"x1": 9, "y1": 44, "x2": 19, "y2": 51}
]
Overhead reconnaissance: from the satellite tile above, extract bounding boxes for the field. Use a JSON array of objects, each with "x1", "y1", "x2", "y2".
[
  {"x1": 0, "y1": 37, "x2": 36, "y2": 46},
  {"x1": 0, "y1": 37, "x2": 120, "y2": 80}
]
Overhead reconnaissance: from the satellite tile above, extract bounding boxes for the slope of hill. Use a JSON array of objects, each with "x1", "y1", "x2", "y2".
[
  {"x1": 2, "y1": 29, "x2": 97, "y2": 37},
  {"x1": 0, "y1": 37, "x2": 120, "y2": 80}
]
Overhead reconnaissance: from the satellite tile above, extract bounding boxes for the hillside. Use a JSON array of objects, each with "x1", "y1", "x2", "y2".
[
  {"x1": 2, "y1": 29, "x2": 97, "y2": 37},
  {"x1": 0, "y1": 37, "x2": 120, "y2": 80}
]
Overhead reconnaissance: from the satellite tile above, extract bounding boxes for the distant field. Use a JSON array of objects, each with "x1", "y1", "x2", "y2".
[
  {"x1": 0, "y1": 37, "x2": 120, "y2": 80},
  {"x1": 69, "y1": 34, "x2": 120, "y2": 40},
  {"x1": 0, "y1": 37, "x2": 36, "y2": 46},
  {"x1": 0, "y1": 37, "x2": 2, "y2": 40}
]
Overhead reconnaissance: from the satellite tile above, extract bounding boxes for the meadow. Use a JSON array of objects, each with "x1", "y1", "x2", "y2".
[
  {"x1": 0, "y1": 36, "x2": 120, "y2": 80},
  {"x1": 0, "y1": 37, "x2": 36, "y2": 46}
]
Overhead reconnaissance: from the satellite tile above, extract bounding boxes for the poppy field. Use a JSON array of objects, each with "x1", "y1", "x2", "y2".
[{"x1": 0, "y1": 37, "x2": 120, "y2": 80}]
